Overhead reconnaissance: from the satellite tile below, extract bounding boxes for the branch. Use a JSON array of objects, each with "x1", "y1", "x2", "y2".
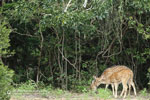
[
  {"x1": 12, "y1": 31, "x2": 38, "y2": 38},
  {"x1": 64, "y1": 0, "x2": 72, "y2": 12},
  {"x1": 36, "y1": 23, "x2": 44, "y2": 83},
  {"x1": 58, "y1": 47, "x2": 79, "y2": 72},
  {"x1": 83, "y1": 0, "x2": 88, "y2": 8},
  {"x1": 102, "y1": 36, "x2": 117, "y2": 57},
  {"x1": 103, "y1": 43, "x2": 122, "y2": 58}
]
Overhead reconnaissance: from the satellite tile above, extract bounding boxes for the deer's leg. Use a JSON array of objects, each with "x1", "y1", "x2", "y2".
[
  {"x1": 111, "y1": 83, "x2": 115, "y2": 96},
  {"x1": 120, "y1": 85, "x2": 124, "y2": 97},
  {"x1": 105, "y1": 84, "x2": 109, "y2": 90},
  {"x1": 114, "y1": 83, "x2": 118, "y2": 98},
  {"x1": 122, "y1": 82, "x2": 128, "y2": 98},
  {"x1": 131, "y1": 81, "x2": 137, "y2": 96},
  {"x1": 120, "y1": 81, "x2": 128, "y2": 97},
  {"x1": 128, "y1": 82, "x2": 131, "y2": 96}
]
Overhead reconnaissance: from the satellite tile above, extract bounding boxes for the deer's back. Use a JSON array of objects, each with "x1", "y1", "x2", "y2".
[
  {"x1": 109, "y1": 68, "x2": 133, "y2": 83},
  {"x1": 101, "y1": 65, "x2": 129, "y2": 79}
]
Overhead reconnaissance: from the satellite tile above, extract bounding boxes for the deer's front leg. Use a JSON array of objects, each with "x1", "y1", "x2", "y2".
[{"x1": 114, "y1": 83, "x2": 118, "y2": 98}]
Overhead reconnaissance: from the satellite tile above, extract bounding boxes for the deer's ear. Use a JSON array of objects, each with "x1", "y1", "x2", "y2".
[{"x1": 93, "y1": 76, "x2": 97, "y2": 80}]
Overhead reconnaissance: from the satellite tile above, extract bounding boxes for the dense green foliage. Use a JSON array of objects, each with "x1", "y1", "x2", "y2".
[
  {"x1": 0, "y1": 0, "x2": 150, "y2": 92},
  {"x1": 0, "y1": 64, "x2": 14, "y2": 100},
  {"x1": 0, "y1": 20, "x2": 14, "y2": 100},
  {"x1": 0, "y1": 21, "x2": 11, "y2": 57}
]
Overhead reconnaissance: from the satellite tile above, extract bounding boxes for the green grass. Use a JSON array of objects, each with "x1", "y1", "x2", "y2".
[
  {"x1": 96, "y1": 88, "x2": 112, "y2": 99},
  {"x1": 10, "y1": 80, "x2": 150, "y2": 100},
  {"x1": 11, "y1": 80, "x2": 114, "y2": 99},
  {"x1": 139, "y1": 88, "x2": 148, "y2": 96},
  {"x1": 12, "y1": 80, "x2": 70, "y2": 98}
]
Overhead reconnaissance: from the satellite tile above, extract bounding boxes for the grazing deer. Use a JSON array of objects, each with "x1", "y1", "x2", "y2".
[
  {"x1": 97, "y1": 65, "x2": 129, "y2": 95},
  {"x1": 90, "y1": 65, "x2": 136, "y2": 98},
  {"x1": 90, "y1": 65, "x2": 127, "y2": 96}
]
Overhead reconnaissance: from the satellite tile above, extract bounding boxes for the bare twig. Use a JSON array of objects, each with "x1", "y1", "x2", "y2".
[
  {"x1": 58, "y1": 47, "x2": 79, "y2": 72},
  {"x1": 12, "y1": 31, "x2": 38, "y2": 38},
  {"x1": 102, "y1": 36, "x2": 117, "y2": 57},
  {"x1": 103, "y1": 43, "x2": 122, "y2": 58},
  {"x1": 64, "y1": 0, "x2": 72, "y2": 12}
]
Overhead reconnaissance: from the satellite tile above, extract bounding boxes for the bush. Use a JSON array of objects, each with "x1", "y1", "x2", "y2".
[
  {"x1": 139, "y1": 88, "x2": 148, "y2": 96},
  {"x1": 17, "y1": 80, "x2": 37, "y2": 91},
  {"x1": 75, "y1": 85, "x2": 89, "y2": 93},
  {"x1": 147, "y1": 68, "x2": 150, "y2": 91},
  {"x1": 0, "y1": 63, "x2": 14, "y2": 100}
]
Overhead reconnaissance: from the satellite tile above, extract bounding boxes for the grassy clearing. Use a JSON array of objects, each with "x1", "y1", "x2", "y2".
[
  {"x1": 11, "y1": 80, "x2": 114, "y2": 100},
  {"x1": 10, "y1": 80, "x2": 150, "y2": 100}
]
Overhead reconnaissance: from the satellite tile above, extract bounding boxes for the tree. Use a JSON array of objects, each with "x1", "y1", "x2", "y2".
[{"x1": 1, "y1": 0, "x2": 150, "y2": 91}]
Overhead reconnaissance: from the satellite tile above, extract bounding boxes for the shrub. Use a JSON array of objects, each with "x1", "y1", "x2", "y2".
[
  {"x1": 139, "y1": 88, "x2": 148, "y2": 96},
  {"x1": 17, "y1": 80, "x2": 37, "y2": 91},
  {"x1": 0, "y1": 63, "x2": 14, "y2": 100},
  {"x1": 75, "y1": 85, "x2": 89, "y2": 93},
  {"x1": 147, "y1": 68, "x2": 150, "y2": 91}
]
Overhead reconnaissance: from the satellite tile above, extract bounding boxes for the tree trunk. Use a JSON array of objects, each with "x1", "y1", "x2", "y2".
[
  {"x1": 65, "y1": 51, "x2": 68, "y2": 90},
  {"x1": 36, "y1": 27, "x2": 44, "y2": 84},
  {"x1": 78, "y1": 32, "x2": 81, "y2": 81}
]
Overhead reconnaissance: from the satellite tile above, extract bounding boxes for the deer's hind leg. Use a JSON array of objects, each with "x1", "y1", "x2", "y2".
[
  {"x1": 131, "y1": 81, "x2": 137, "y2": 96},
  {"x1": 122, "y1": 81, "x2": 128, "y2": 98}
]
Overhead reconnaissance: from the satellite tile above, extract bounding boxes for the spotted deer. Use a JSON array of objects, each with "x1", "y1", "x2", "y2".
[
  {"x1": 93, "y1": 65, "x2": 129, "y2": 95},
  {"x1": 90, "y1": 65, "x2": 136, "y2": 98}
]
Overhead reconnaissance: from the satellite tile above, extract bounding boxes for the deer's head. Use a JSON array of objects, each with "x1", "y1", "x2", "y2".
[{"x1": 90, "y1": 76, "x2": 104, "y2": 91}]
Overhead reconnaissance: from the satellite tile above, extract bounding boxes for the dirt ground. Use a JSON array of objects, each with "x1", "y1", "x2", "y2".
[{"x1": 10, "y1": 92, "x2": 150, "y2": 100}]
